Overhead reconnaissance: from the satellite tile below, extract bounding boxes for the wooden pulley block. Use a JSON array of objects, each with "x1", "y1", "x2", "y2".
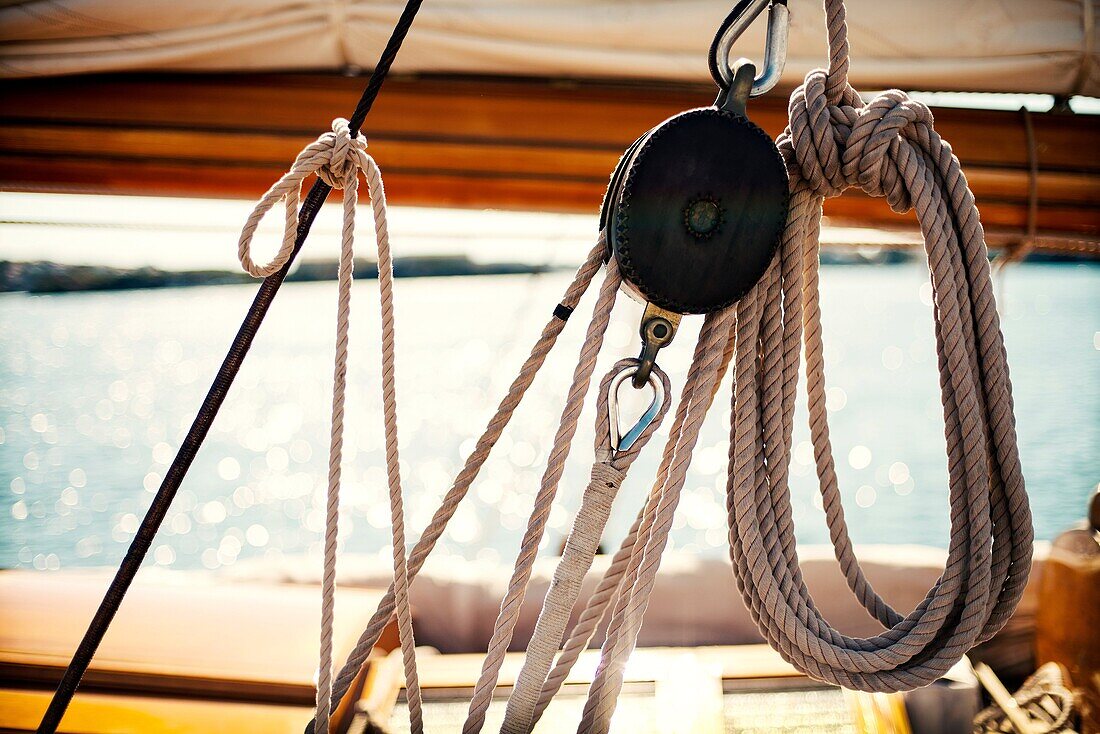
[{"x1": 601, "y1": 62, "x2": 789, "y2": 316}]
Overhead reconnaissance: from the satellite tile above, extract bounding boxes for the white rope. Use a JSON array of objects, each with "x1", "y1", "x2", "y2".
[
  {"x1": 237, "y1": 118, "x2": 423, "y2": 734},
  {"x1": 501, "y1": 360, "x2": 672, "y2": 733},
  {"x1": 316, "y1": 241, "x2": 609, "y2": 722},
  {"x1": 713, "y1": 0, "x2": 1031, "y2": 696},
  {"x1": 461, "y1": 256, "x2": 625, "y2": 733},
  {"x1": 500, "y1": 0, "x2": 1032, "y2": 728},
  {"x1": 579, "y1": 310, "x2": 736, "y2": 732},
  {"x1": 233, "y1": 3, "x2": 1032, "y2": 729}
]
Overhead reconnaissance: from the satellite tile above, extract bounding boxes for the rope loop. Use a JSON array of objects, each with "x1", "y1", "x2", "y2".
[
  {"x1": 718, "y1": 0, "x2": 1033, "y2": 697},
  {"x1": 236, "y1": 118, "x2": 371, "y2": 278},
  {"x1": 234, "y1": 118, "x2": 422, "y2": 734}
]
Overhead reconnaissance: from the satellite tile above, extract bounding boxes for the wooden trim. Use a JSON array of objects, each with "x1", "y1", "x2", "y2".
[
  {"x1": 0, "y1": 661, "x2": 314, "y2": 707},
  {"x1": 408, "y1": 644, "x2": 803, "y2": 692},
  {"x1": 0, "y1": 688, "x2": 317, "y2": 733},
  {"x1": 2, "y1": 73, "x2": 1097, "y2": 237},
  {"x1": 0, "y1": 572, "x2": 393, "y2": 714}
]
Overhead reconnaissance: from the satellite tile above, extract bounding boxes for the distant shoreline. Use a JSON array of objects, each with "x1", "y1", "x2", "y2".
[
  {"x1": 1, "y1": 251, "x2": 1089, "y2": 294},
  {"x1": 0, "y1": 256, "x2": 565, "y2": 294}
]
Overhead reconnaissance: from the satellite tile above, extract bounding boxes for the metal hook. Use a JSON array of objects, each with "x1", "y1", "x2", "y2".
[
  {"x1": 608, "y1": 363, "x2": 666, "y2": 454},
  {"x1": 633, "y1": 303, "x2": 680, "y2": 389},
  {"x1": 710, "y1": 0, "x2": 790, "y2": 97}
]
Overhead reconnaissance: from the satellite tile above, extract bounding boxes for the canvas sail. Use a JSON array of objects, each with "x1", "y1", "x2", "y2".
[{"x1": 1, "y1": 0, "x2": 1097, "y2": 96}]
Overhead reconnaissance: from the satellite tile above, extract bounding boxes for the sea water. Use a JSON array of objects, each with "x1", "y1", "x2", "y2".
[{"x1": 1, "y1": 264, "x2": 1097, "y2": 571}]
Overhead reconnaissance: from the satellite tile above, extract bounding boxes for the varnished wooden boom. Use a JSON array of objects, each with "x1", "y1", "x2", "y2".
[{"x1": 1, "y1": 73, "x2": 1097, "y2": 239}]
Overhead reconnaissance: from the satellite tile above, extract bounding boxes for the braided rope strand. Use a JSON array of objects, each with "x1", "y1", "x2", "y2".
[
  {"x1": 319, "y1": 241, "x2": 608, "y2": 719},
  {"x1": 462, "y1": 257, "x2": 624, "y2": 733},
  {"x1": 578, "y1": 309, "x2": 736, "y2": 732},
  {"x1": 528, "y1": 313, "x2": 740, "y2": 727},
  {"x1": 502, "y1": 360, "x2": 672, "y2": 733},
  {"x1": 236, "y1": 119, "x2": 424, "y2": 732},
  {"x1": 720, "y1": 0, "x2": 1031, "y2": 698}
]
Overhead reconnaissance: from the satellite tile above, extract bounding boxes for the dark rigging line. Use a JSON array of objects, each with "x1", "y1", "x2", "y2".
[{"x1": 36, "y1": 1, "x2": 426, "y2": 731}]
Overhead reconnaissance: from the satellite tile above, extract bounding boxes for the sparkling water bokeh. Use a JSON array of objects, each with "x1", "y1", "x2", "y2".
[{"x1": 2, "y1": 264, "x2": 1097, "y2": 572}]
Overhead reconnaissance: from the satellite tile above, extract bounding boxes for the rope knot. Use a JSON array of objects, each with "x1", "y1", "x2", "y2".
[
  {"x1": 237, "y1": 118, "x2": 375, "y2": 278},
  {"x1": 315, "y1": 118, "x2": 369, "y2": 190},
  {"x1": 785, "y1": 70, "x2": 934, "y2": 213}
]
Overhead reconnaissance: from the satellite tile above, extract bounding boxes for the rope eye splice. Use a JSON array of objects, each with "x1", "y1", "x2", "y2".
[
  {"x1": 479, "y1": 7, "x2": 797, "y2": 734},
  {"x1": 606, "y1": 360, "x2": 667, "y2": 456}
]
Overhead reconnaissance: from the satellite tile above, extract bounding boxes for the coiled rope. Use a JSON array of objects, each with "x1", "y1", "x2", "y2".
[{"x1": 719, "y1": 0, "x2": 1032, "y2": 693}]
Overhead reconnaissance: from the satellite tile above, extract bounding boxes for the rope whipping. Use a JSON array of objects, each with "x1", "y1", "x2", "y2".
[{"x1": 35, "y1": 2, "x2": 426, "y2": 731}]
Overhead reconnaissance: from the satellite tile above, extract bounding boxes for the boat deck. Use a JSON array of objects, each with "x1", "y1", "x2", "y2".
[
  {"x1": 0, "y1": 570, "x2": 394, "y2": 732},
  {"x1": 0, "y1": 570, "x2": 929, "y2": 733},
  {"x1": 377, "y1": 645, "x2": 906, "y2": 733}
]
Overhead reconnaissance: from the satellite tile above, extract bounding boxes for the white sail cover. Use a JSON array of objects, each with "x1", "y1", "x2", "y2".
[{"x1": 0, "y1": 0, "x2": 1096, "y2": 96}]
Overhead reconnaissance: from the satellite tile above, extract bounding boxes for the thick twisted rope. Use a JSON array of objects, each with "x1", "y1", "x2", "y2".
[
  {"x1": 577, "y1": 309, "x2": 736, "y2": 732},
  {"x1": 528, "y1": 302, "x2": 741, "y2": 728},
  {"x1": 720, "y1": 0, "x2": 1031, "y2": 698},
  {"x1": 501, "y1": 359, "x2": 672, "y2": 733},
  {"x1": 288, "y1": 2, "x2": 1027, "y2": 730},
  {"x1": 311, "y1": 240, "x2": 608, "y2": 722},
  {"x1": 237, "y1": 118, "x2": 422, "y2": 733},
  {"x1": 461, "y1": 256, "x2": 626, "y2": 733}
]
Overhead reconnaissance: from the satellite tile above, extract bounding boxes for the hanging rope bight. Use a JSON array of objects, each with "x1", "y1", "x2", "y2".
[{"x1": 39, "y1": 0, "x2": 1033, "y2": 732}]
